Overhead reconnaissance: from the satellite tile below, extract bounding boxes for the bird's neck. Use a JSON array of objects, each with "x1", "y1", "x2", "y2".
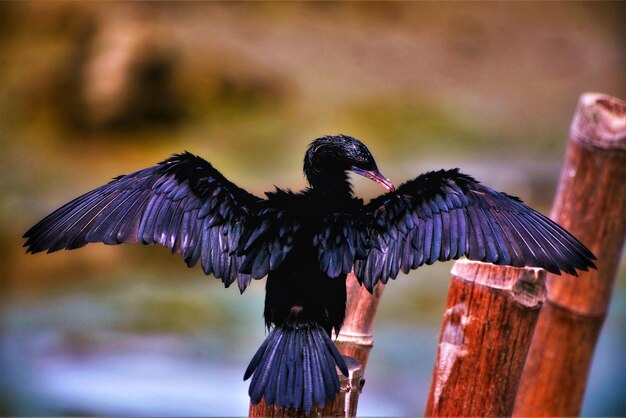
[{"x1": 307, "y1": 169, "x2": 353, "y2": 199}]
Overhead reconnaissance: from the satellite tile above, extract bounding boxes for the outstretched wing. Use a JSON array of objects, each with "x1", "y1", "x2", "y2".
[
  {"x1": 23, "y1": 152, "x2": 266, "y2": 292},
  {"x1": 353, "y1": 169, "x2": 596, "y2": 291}
]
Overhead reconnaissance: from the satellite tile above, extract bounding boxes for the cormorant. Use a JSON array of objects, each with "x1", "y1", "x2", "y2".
[{"x1": 23, "y1": 134, "x2": 596, "y2": 412}]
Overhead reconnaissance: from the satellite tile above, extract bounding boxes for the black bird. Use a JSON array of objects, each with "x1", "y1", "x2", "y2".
[{"x1": 24, "y1": 134, "x2": 596, "y2": 412}]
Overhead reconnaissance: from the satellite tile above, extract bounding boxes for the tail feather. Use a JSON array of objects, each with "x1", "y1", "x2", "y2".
[
  {"x1": 264, "y1": 330, "x2": 288, "y2": 406},
  {"x1": 302, "y1": 338, "x2": 313, "y2": 412},
  {"x1": 311, "y1": 330, "x2": 340, "y2": 397},
  {"x1": 308, "y1": 333, "x2": 327, "y2": 408},
  {"x1": 243, "y1": 333, "x2": 272, "y2": 380},
  {"x1": 245, "y1": 322, "x2": 348, "y2": 412},
  {"x1": 275, "y1": 329, "x2": 293, "y2": 406},
  {"x1": 249, "y1": 330, "x2": 285, "y2": 404},
  {"x1": 291, "y1": 330, "x2": 304, "y2": 410}
]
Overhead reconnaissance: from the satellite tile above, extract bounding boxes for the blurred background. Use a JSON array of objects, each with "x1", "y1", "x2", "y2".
[{"x1": 1, "y1": 2, "x2": 624, "y2": 416}]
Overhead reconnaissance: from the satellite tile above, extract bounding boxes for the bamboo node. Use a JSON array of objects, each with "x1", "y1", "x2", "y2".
[
  {"x1": 512, "y1": 270, "x2": 546, "y2": 308},
  {"x1": 335, "y1": 331, "x2": 374, "y2": 347}
]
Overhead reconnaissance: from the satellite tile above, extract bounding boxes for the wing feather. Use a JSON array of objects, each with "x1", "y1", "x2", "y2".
[
  {"x1": 355, "y1": 169, "x2": 596, "y2": 290},
  {"x1": 23, "y1": 152, "x2": 271, "y2": 292}
]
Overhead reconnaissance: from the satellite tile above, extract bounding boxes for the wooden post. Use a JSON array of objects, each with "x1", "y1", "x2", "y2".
[
  {"x1": 424, "y1": 261, "x2": 546, "y2": 417},
  {"x1": 513, "y1": 93, "x2": 626, "y2": 416},
  {"x1": 249, "y1": 356, "x2": 364, "y2": 417},
  {"x1": 335, "y1": 273, "x2": 386, "y2": 369}
]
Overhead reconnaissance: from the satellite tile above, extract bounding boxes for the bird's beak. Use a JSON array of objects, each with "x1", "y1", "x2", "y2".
[{"x1": 351, "y1": 167, "x2": 396, "y2": 192}]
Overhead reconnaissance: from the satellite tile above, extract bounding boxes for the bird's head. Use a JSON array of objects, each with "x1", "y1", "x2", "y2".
[{"x1": 304, "y1": 135, "x2": 395, "y2": 192}]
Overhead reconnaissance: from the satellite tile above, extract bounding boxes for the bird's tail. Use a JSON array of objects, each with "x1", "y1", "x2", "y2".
[{"x1": 244, "y1": 319, "x2": 349, "y2": 412}]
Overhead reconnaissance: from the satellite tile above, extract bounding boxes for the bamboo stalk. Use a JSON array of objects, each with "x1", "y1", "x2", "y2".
[
  {"x1": 513, "y1": 93, "x2": 626, "y2": 416},
  {"x1": 424, "y1": 261, "x2": 546, "y2": 416},
  {"x1": 335, "y1": 274, "x2": 386, "y2": 369},
  {"x1": 248, "y1": 356, "x2": 364, "y2": 417}
]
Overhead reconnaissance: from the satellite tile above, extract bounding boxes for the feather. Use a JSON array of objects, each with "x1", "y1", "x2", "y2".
[
  {"x1": 302, "y1": 334, "x2": 313, "y2": 413},
  {"x1": 355, "y1": 168, "x2": 595, "y2": 287}
]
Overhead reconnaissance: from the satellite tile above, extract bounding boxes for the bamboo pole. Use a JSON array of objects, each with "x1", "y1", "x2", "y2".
[
  {"x1": 335, "y1": 274, "x2": 386, "y2": 369},
  {"x1": 513, "y1": 93, "x2": 626, "y2": 416},
  {"x1": 248, "y1": 356, "x2": 364, "y2": 417},
  {"x1": 424, "y1": 261, "x2": 546, "y2": 416}
]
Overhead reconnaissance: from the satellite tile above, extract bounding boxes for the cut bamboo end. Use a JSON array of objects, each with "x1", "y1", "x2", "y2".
[
  {"x1": 451, "y1": 259, "x2": 546, "y2": 309},
  {"x1": 570, "y1": 93, "x2": 626, "y2": 149}
]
